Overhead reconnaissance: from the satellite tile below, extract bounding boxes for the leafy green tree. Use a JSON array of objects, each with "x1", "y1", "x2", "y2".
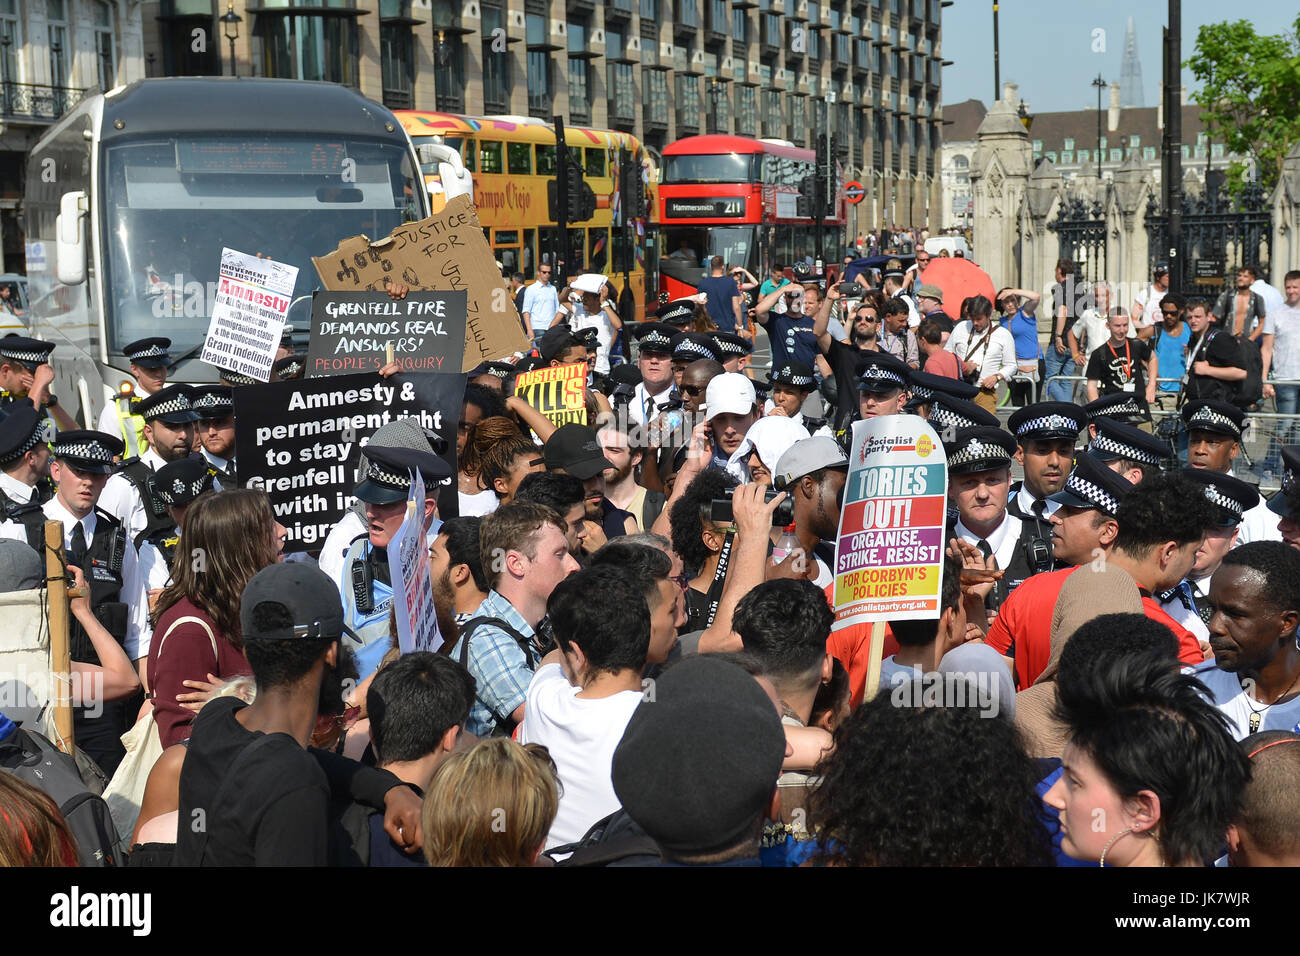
[{"x1": 1186, "y1": 16, "x2": 1300, "y2": 194}]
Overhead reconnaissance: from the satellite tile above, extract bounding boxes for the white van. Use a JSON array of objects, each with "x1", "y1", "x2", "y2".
[{"x1": 924, "y1": 236, "x2": 973, "y2": 259}]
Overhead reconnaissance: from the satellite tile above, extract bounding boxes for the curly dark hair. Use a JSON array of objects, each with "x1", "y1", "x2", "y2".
[
  {"x1": 668, "y1": 468, "x2": 738, "y2": 577},
  {"x1": 809, "y1": 688, "x2": 1052, "y2": 866},
  {"x1": 1114, "y1": 469, "x2": 1218, "y2": 557}
]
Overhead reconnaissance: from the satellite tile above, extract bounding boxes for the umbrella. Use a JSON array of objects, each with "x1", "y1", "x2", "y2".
[{"x1": 920, "y1": 257, "x2": 996, "y2": 321}]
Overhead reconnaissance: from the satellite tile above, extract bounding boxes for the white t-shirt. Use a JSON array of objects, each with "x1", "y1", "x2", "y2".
[
  {"x1": 565, "y1": 303, "x2": 618, "y2": 375},
  {"x1": 1269, "y1": 303, "x2": 1300, "y2": 381},
  {"x1": 517, "y1": 663, "x2": 644, "y2": 849},
  {"x1": 1194, "y1": 662, "x2": 1300, "y2": 740},
  {"x1": 946, "y1": 320, "x2": 1018, "y2": 383},
  {"x1": 1073, "y1": 307, "x2": 1134, "y2": 357},
  {"x1": 1132, "y1": 284, "x2": 1168, "y2": 329},
  {"x1": 458, "y1": 488, "x2": 500, "y2": 518}
]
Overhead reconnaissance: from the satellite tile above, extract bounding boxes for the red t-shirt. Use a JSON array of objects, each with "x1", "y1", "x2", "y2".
[
  {"x1": 1141, "y1": 596, "x2": 1207, "y2": 668},
  {"x1": 984, "y1": 567, "x2": 1206, "y2": 690},
  {"x1": 824, "y1": 581, "x2": 899, "y2": 708},
  {"x1": 922, "y1": 348, "x2": 962, "y2": 380},
  {"x1": 984, "y1": 568, "x2": 1074, "y2": 690},
  {"x1": 148, "y1": 597, "x2": 252, "y2": 748}
]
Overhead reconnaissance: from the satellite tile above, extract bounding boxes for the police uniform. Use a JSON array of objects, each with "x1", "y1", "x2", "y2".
[
  {"x1": 1266, "y1": 445, "x2": 1300, "y2": 525},
  {"x1": 0, "y1": 430, "x2": 147, "y2": 776},
  {"x1": 0, "y1": 337, "x2": 59, "y2": 438},
  {"x1": 136, "y1": 457, "x2": 216, "y2": 595},
  {"x1": 902, "y1": 371, "x2": 978, "y2": 415},
  {"x1": 672, "y1": 331, "x2": 725, "y2": 366},
  {"x1": 1157, "y1": 469, "x2": 1259, "y2": 643},
  {"x1": 98, "y1": 385, "x2": 200, "y2": 544},
  {"x1": 337, "y1": 445, "x2": 450, "y2": 682},
  {"x1": 273, "y1": 352, "x2": 305, "y2": 382},
  {"x1": 925, "y1": 392, "x2": 999, "y2": 434},
  {"x1": 1005, "y1": 403, "x2": 1089, "y2": 574},
  {"x1": 0, "y1": 405, "x2": 50, "y2": 511},
  {"x1": 1086, "y1": 415, "x2": 1171, "y2": 470},
  {"x1": 1182, "y1": 400, "x2": 1281, "y2": 546},
  {"x1": 711, "y1": 331, "x2": 754, "y2": 373},
  {"x1": 629, "y1": 323, "x2": 680, "y2": 426},
  {"x1": 219, "y1": 368, "x2": 261, "y2": 388},
  {"x1": 943, "y1": 426, "x2": 1042, "y2": 611},
  {"x1": 983, "y1": 452, "x2": 1136, "y2": 688},
  {"x1": 1083, "y1": 391, "x2": 1151, "y2": 427},
  {"x1": 191, "y1": 385, "x2": 237, "y2": 488},
  {"x1": 95, "y1": 337, "x2": 170, "y2": 460}
]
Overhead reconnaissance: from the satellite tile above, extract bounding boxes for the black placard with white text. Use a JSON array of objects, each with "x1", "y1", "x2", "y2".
[
  {"x1": 307, "y1": 290, "x2": 467, "y2": 377},
  {"x1": 233, "y1": 372, "x2": 464, "y2": 552}
]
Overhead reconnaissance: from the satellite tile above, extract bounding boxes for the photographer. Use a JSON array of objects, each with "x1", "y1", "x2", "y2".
[
  {"x1": 945, "y1": 295, "x2": 1018, "y2": 413},
  {"x1": 754, "y1": 278, "x2": 832, "y2": 379}
]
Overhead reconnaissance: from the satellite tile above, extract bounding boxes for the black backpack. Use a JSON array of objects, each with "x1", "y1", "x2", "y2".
[
  {"x1": 453, "y1": 616, "x2": 540, "y2": 737},
  {"x1": 1232, "y1": 334, "x2": 1264, "y2": 410},
  {"x1": 0, "y1": 727, "x2": 123, "y2": 866}
]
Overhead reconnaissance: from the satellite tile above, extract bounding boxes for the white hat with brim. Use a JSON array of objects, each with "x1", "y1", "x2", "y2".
[{"x1": 705, "y1": 373, "x2": 757, "y2": 421}]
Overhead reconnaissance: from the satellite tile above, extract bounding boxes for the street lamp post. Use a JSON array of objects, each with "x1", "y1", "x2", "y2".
[
  {"x1": 1091, "y1": 74, "x2": 1106, "y2": 182},
  {"x1": 221, "y1": 2, "x2": 243, "y2": 78}
]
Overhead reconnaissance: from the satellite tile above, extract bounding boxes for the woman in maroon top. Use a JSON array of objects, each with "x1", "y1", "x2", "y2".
[{"x1": 148, "y1": 489, "x2": 286, "y2": 748}]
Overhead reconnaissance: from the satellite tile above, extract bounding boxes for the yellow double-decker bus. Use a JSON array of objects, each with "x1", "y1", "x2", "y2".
[{"x1": 396, "y1": 111, "x2": 658, "y2": 322}]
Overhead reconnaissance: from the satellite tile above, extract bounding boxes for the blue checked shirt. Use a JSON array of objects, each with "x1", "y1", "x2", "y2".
[{"x1": 457, "y1": 590, "x2": 540, "y2": 737}]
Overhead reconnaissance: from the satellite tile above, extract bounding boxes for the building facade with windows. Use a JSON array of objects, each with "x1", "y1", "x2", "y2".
[
  {"x1": 0, "y1": 0, "x2": 145, "y2": 271},
  {"x1": 427, "y1": 0, "x2": 945, "y2": 241}
]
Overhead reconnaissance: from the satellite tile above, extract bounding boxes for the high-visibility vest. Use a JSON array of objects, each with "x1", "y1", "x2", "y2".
[{"x1": 116, "y1": 393, "x2": 147, "y2": 460}]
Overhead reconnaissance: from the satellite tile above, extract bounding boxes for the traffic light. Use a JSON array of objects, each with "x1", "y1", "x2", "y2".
[
  {"x1": 565, "y1": 160, "x2": 596, "y2": 223},
  {"x1": 798, "y1": 170, "x2": 817, "y2": 219},
  {"x1": 619, "y1": 150, "x2": 646, "y2": 223}
]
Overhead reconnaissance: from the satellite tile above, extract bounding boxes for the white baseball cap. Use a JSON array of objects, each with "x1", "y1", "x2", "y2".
[{"x1": 705, "y1": 373, "x2": 757, "y2": 421}]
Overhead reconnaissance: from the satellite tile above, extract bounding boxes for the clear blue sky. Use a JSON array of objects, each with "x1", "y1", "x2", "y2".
[{"x1": 941, "y1": 1, "x2": 1297, "y2": 112}]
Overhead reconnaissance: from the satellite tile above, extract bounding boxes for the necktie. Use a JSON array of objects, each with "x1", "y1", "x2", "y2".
[
  {"x1": 28, "y1": 487, "x2": 38, "y2": 504},
  {"x1": 1187, "y1": 582, "x2": 1213, "y2": 626},
  {"x1": 644, "y1": 394, "x2": 655, "y2": 422},
  {"x1": 69, "y1": 521, "x2": 87, "y2": 571},
  {"x1": 977, "y1": 539, "x2": 993, "y2": 560}
]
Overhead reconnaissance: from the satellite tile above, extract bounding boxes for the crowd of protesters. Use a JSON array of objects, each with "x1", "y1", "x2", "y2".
[{"x1": 1, "y1": 242, "x2": 1300, "y2": 872}]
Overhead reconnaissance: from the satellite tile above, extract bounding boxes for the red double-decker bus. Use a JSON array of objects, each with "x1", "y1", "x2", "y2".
[{"x1": 657, "y1": 134, "x2": 845, "y2": 301}]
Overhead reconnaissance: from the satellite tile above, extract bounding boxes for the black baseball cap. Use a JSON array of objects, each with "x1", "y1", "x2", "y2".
[
  {"x1": 241, "y1": 562, "x2": 353, "y2": 644},
  {"x1": 543, "y1": 424, "x2": 613, "y2": 481}
]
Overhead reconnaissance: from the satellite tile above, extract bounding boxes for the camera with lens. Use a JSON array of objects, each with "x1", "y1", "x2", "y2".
[
  {"x1": 838, "y1": 281, "x2": 866, "y2": 297},
  {"x1": 611, "y1": 382, "x2": 636, "y2": 406},
  {"x1": 710, "y1": 487, "x2": 795, "y2": 527}
]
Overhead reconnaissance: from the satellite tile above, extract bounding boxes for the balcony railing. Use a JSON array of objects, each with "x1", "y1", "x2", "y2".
[{"x1": 0, "y1": 82, "x2": 90, "y2": 121}]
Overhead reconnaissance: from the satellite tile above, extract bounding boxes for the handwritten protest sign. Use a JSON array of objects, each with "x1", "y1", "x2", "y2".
[
  {"x1": 311, "y1": 195, "x2": 528, "y2": 371},
  {"x1": 233, "y1": 372, "x2": 464, "y2": 552},
  {"x1": 388, "y1": 469, "x2": 442, "y2": 654},
  {"x1": 833, "y1": 416, "x2": 948, "y2": 628},
  {"x1": 514, "y1": 361, "x2": 587, "y2": 428},
  {"x1": 201, "y1": 248, "x2": 298, "y2": 381},
  {"x1": 307, "y1": 291, "x2": 467, "y2": 376}
]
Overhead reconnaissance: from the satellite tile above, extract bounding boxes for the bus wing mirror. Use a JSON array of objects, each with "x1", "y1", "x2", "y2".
[{"x1": 56, "y1": 190, "x2": 88, "y2": 286}]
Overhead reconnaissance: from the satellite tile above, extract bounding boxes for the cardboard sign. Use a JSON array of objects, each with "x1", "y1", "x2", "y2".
[
  {"x1": 832, "y1": 416, "x2": 948, "y2": 628},
  {"x1": 311, "y1": 195, "x2": 529, "y2": 371},
  {"x1": 233, "y1": 372, "x2": 465, "y2": 552},
  {"x1": 388, "y1": 469, "x2": 442, "y2": 655},
  {"x1": 514, "y1": 361, "x2": 587, "y2": 428},
  {"x1": 307, "y1": 290, "x2": 467, "y2": 377},
  {"x1": 201, "y1": 248, "x2": 298, "y2": 381}
]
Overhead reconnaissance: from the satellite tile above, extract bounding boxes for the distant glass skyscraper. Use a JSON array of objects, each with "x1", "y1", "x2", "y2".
[{"x1": 1119, "y1": 16, "x2": 1144, "y2": 109}]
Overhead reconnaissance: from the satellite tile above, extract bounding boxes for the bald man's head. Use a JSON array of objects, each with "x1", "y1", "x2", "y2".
[
  {"x1": 1231, "y1": 731, "x2": 1300, "y2": 866},
  {"x1": 682, "y1": 359, "x2": 725, "y2": 412}
]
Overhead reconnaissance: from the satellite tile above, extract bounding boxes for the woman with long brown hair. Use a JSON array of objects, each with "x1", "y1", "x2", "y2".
[{"x1": 147, "y1": 489, "x2": 286, "y2": 748}]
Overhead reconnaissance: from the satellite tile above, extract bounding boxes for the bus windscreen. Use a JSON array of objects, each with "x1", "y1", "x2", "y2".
[
  {"x1": 102, "y1": 135, "x2": 420, "y2": 379},
  {"x1": 663, "y1": 153, "x2": 758, "y2": 184}
]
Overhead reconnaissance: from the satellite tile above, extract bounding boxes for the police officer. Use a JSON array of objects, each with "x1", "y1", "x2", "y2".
[
  {"x1": 1157, "y1": 469, "x2": 1259, "y2": 643},
  {"x1": 925, "y1": 392, "x2": 999, "y2": 434},
  {"x1": 1006, "y1": 403, "x2": 1089, "y2": 570},
  {"x1": 712, "y1": 330, "x2": 754, "y2": 376},
  {"x1": 272, "y1": 353, "x2": 305, "y2": 382},
  {"x1": 191, "y1": 385, "x2": 237, "y2": 487},
  {"x1": 943, "y1": 425, "x2": 1040, "y2": 610},
  {"x1": 98, "y1": 384, "x2": 199, "y2": 543},
  {"x1": 855, "y1": 351, "x2": 912, "y2": 422},
  {"x1": 629, "y1": 322, "x2": 679, "y2": 427},
  {"x1": 95, "y1": 337, "x2": 171, "y2": 459},
  {"x1": 0, "y1": 335, "x2": 74, "y2": 433},
  {"x1": 902, "y1": 371, "x2": 979, "y2": 418},
  {"x1": 1083, "y1": 391, "x2": 1151, "y2": 428},
  {"x1": 1181, "y1": 399, "x2": 1280, "y2": 545},
  {"x1": 0, "y1": 404, "x2": 51, "y2": 510},
  {"x1": 1085, "y1": 415, "x2": 1171, "y2": 483},
  {"x1": 137, "y1": 456, "x2": 216, "y2": 596},
  {"x1": 338, "y1": 444, "x2": 450, "y2": 681},
  {"x1": 0, "y1": 428, "x2": 147, "y2": 775}
]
